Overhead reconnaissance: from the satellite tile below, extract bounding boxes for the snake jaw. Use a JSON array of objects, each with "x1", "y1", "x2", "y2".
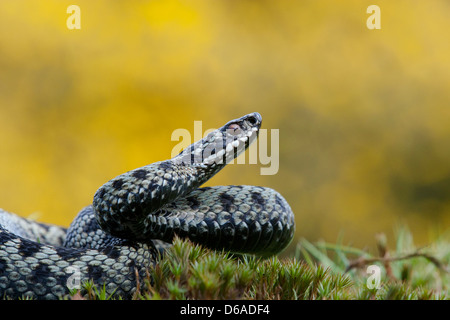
[{"x1": 175, "y1": 112, "x2": 262, "y2": 170}]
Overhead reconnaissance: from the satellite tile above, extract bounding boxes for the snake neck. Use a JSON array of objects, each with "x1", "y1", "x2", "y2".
[{"x1": 92, "y1": 112, "x2": 262, "y2": 239}]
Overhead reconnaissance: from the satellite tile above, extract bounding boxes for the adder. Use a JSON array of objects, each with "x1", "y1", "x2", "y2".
[{"x1": 0, "y1": 112, "x2": 295, "y2": 299}]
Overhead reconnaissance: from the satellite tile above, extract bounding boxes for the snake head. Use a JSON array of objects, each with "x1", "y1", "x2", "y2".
[{"x1": 174, "y1": 112, "x2": 262, "y2": 169}]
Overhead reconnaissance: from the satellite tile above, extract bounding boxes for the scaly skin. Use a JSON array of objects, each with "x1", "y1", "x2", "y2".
[{"x1": 0, "y1": 112, "x2": 295, "y2": 299}]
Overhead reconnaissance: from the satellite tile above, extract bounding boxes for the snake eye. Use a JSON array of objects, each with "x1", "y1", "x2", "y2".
[{"x1": 228, "y1": 123, "x2": 242, "y2": 135}]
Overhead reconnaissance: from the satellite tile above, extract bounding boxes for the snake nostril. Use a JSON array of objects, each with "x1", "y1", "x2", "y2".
[{"x1": 247, "y1": 116, "x2": 258, "y2": 126}]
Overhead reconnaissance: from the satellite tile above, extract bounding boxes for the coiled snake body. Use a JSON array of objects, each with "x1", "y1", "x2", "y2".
[{"x1": 0, "y1": 113, "x2": 295, "y2": 299}]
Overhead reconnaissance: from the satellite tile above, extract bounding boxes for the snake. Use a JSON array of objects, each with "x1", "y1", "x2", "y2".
[{"x1": 0, "y1": 112, "x2": 295, "y2": 300}]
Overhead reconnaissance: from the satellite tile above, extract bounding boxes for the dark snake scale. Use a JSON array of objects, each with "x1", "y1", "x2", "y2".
[{"x1": 0, "y1": 112, "x2": 295, "y2": 299}]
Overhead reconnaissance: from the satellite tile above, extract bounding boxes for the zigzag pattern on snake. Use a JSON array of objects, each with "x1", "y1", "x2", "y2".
[{"x1": 0, "y1": 112, "x2": 295, "y2": 299}]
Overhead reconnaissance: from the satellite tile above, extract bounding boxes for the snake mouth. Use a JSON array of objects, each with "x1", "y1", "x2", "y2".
[
  {"x1": 201, "y1": 112, "x2": 261, "y2": 166},
  {"x1": 174, "y1": 112, "x2": 262, "y2": 168}
]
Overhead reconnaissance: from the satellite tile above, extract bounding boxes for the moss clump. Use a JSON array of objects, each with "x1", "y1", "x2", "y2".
[{"x1": 70, "y1": 227, "x2": 448, "y2": 300}]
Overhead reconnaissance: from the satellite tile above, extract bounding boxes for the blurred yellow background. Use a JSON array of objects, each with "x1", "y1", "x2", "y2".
[{"x1": 1, "y1": 0, "x2": 449, "y2": 253}]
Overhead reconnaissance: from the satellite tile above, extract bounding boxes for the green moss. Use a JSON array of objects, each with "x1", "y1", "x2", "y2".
[
  {"x1": 64, "y1": 227, "x2": 449, "y2": 300},
  {"x1": 133, "y1": 227, "x2": 448, "y2": 300}
]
